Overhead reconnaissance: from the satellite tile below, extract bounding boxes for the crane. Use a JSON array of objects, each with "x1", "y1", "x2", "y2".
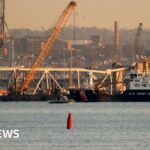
[
  {"x1": 0, "y1": 0, "x2": 5, "y2": 46},
  {"x1": 20, "y1": 1, "x2": 77, "y2": 94},
  {"x1": 133, "y1": 23, "x2": 143, "y2": 61}
]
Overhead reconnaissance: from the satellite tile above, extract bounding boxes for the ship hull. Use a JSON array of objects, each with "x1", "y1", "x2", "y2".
[
  {"x1": 1, "y1": 90, "x2": 150, "y2": 102},
  {"x1": 0, "y1": 94, "x2": 51, "y2": 101},
  {"x1": 69, "y1": 89, "x2": 109, "y2": 102},
  {"x1": 69, "y1": 89, "x2": 150, "y2": 102},
  {"x1": 114, "y1": 90, "x2": 150, "y2": 102}
]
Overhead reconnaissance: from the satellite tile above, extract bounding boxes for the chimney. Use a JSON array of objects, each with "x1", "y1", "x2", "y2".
[{"x1": 114, "y1": 21, "x2": 119, "y2": 50}]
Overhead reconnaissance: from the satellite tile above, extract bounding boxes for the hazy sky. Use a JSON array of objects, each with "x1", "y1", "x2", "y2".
[{"x1": 6, "y1": 0, "x2": 150, "y2": 30}]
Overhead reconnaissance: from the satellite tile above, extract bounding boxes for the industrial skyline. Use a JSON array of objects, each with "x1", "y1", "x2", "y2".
[{"x1": 6, "y1": 0, "x2": 150, "y2": 30}]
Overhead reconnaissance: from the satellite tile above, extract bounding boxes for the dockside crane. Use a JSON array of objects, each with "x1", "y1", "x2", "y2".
[
  {"x1": 0, "y1": 0, "x2": 9, "y2": 46},
  {"x1": 133, "y1": 23, "x2": 143, "y2": 61},
  {"x1": 20, "y1": 1, "x2": 77, "y2": 94},
  {"x1": 0, "y1": 0, "x2": 5, "y2": 46}
]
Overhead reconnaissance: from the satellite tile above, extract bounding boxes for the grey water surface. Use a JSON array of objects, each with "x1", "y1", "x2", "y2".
[{"x1": 0, "y1": 102, "x2": 150, "y2": 150}]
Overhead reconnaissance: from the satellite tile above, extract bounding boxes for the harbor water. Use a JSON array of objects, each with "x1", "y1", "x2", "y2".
[{"x1": 0, "y1": 102, "x2": 150, "y2": 150}]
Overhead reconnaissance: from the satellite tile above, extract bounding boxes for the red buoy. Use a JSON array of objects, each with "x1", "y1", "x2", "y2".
[{"x1": 67, "y1": 112, "x2": 73, "y2": 129}]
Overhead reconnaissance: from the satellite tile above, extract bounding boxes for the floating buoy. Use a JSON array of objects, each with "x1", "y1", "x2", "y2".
[{"x1": 67, "y1": 112, "x2": 73, "y2": 129}]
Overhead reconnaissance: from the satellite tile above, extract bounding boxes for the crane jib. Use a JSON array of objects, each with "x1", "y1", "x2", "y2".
[{"x1": 20, "y1": 1, "x2": 77, "y2": 94}]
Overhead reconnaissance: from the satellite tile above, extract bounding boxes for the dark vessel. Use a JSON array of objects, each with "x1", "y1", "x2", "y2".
[
  {"x1": 0, "y1": 93, "x2": 50, "y2": 101},
  {"x1": 68, "y1": 70, "x2": 110, "y2": 102},
  {"x1": 69, "y1": 60, "x2": 150, "y2": 102},
  {"x1": 69, "y1": 88, "x2": 100, "y2": 102},
  {"x1": 115, "y1": 90, "x2": 150, "y2": 102},
  {"x1": 114, "y1": 60, "x2": 150, "y2": 102},
  {"x1": 0, "y1": 87, "x2": 70, "y2": 102},
  {"x1": 69, "y1": 87, "x2": 109, "y2": 102}
]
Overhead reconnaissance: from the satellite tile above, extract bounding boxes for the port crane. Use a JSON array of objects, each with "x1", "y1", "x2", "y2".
[
  {"x1": 133, "y1": 23, "x2": 143, "y2": 61},
  {"x1": 0, "y1": 0, "x2": 5, "y2": 46},
  {"x1": 20, "y1": 1, "x2": 77, "y2": 94},
  {"x1": 0, "y1": 0, "x2": 9, "y2": 47}
]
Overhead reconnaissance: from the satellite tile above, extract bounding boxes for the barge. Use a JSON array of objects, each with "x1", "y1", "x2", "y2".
[{"x1": 0, "y1": 93, "x2": 50, "y2": 101}]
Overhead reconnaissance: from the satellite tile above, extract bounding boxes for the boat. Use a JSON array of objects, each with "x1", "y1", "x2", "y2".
[
  {"x1": 47, "y1": 95, "x2": 71, "y2": 104},
  {"x1": 69, "y1": 59, "x2": 150, "y2": 102},
  {"x1": 0, "y1": 93, "x2": 50, "y2": 101},
  {"x1": 69, "y1": 88, "x2": 100, "y2": 102},
  {"x1": 114, "y1": 59, "x2": 150, "y2": 102},
  {"x1": 68, "y1": 70, "x2": 110, "y2": 102}
]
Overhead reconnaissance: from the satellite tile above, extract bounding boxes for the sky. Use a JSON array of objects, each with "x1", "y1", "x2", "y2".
[{"x1": 6, "y1": 0, "x2": 150, "y2": 30}]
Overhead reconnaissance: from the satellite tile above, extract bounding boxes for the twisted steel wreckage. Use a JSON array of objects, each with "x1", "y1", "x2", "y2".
[{"x1": 0, "y1": 1, "x2": 149, "y2": 102}]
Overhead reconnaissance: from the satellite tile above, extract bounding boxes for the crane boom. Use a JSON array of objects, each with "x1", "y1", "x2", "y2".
[
  {"x1": 20, "y1": 1, "x2": 77, "y2": 94},
  {"x1": 0, "y1": 0, "x2": 5, "y2": 46},
  {"x1": 133, "y1": 23, "x2": 143, "y2": 60}
]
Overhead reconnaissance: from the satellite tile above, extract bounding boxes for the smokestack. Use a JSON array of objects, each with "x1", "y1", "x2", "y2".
[{"x1": 114, "y1": 21, "x2": 119, "y2": 50}]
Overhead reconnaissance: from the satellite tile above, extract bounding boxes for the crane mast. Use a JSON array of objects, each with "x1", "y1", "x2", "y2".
[
  {"x1": 0, "y1": 0, "x2": 5, "y2": 46},
  {"x1": 20, "y1": 1, "x2": 77, "y2": 94},
  {"x1": 133, "y1": 23, "x2": 143, "y2": 61}
]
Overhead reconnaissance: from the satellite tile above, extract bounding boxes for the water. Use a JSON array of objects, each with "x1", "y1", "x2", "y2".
[{"x1": 0, "y1": 102, "x2": 150, "y2": 150}]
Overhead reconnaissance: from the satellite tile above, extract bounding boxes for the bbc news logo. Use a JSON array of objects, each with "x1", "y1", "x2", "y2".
[{"x1": 0, "y1": 129, "x2": 20, "y2": 139}]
